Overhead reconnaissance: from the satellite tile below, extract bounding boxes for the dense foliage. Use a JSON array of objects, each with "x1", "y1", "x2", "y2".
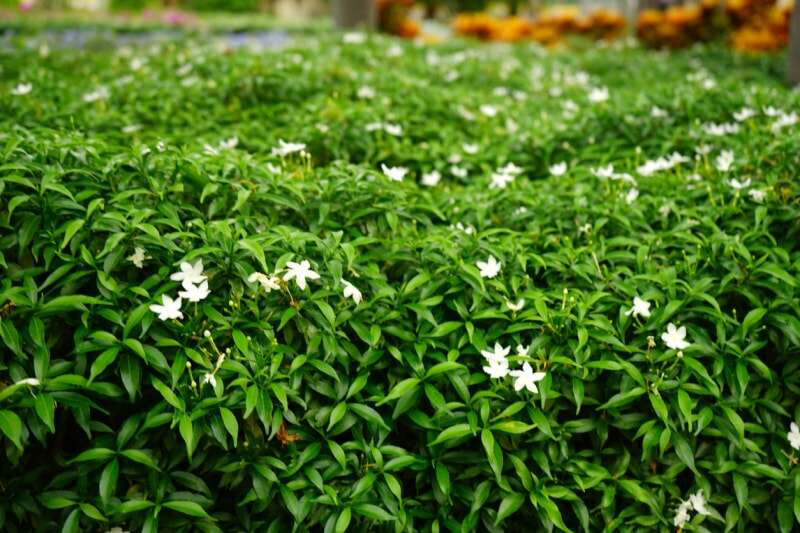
[{"x1": 1, "y1": 30, "x2": 799, "y2": 532}]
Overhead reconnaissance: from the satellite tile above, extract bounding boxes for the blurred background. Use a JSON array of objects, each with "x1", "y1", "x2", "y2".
[{"x1": 0, "y1": 0, "x2": 796, "y2": 55}]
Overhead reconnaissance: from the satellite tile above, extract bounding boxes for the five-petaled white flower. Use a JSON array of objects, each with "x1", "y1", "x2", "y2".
[
  {"x1": 625, "y1": 296, "x2": 651, "y2": 318},
  {"x1": 179, "y1": 280, "x2": 210, "y2": 303},
  {"x1": 624, "y1": 188, "x2": 639, "y2": 204},
  {"x1": 733, "y1": 107, "x2": 756, "y2": 122},
  {"x1": 506, "y1": 298, "x2": 524, "y2": 312},
  {"x1": 342, "y1": 279, "x2": 362, "y2": 304},
  {"x1": 673, "y1": 499, "x2": 693, "y2": 528},
  {"x1": 689, "y1": 491, "x2": 709, "y2": 516},
  {"x1": 481, "y1": 342, "x2": 511, "y2": 364},
  {"x1": 11, "y1": 83, "x2": 32, "y2": 96},
  {"x1": 483, "y1": 357, "x2": 509, "y2": 379},
  {"x1": 789, "y1": 422, "x2": 800, "y2": 450},
  {"x1": 515, "y1": 344, "x2": 529, "y2": 356},
  {"x1": 248, "y1": 272, "x2": 280, "y2": 292},
  {"x1": 128, "y1": 247, "x2": 147, "y2": 268},
  {"x1": 202, "y1": 372, "x2": 217, "y2": 388},
  {"x1": 421, "y1": 170, "x2": 441, "y2": 187},
  {"x1": 588, "y1": 87, "x2": 609, "y2": 103},
  {"x1": 170, "y1": 260, "x2": 207, "y2": 288},
  {"x1": 271, "y1": 139, "x2": 306, "y2": 157},
  {"x1": 476, "y1": 256, "x2": 502, "y2": 278},
  {"x1": 509, "y1": 363, "x2": 546, "y2": 393},
  {"x1": 549, "y1": 162, "x2": 567, "y2": 176},
  {"x1": 662, "y1": 322, "x2": 690, "y2": 350},
  {"x1": 381, "y1": 164, "x2": 408, "y2": 182},
  {"x1": 480, "y1": 104, "x2": 498, "y2": 117},
  {"x1": 463, "y1": 143, "x2": 479, "y2": 155},
  {"x1": 283, "y1": 260, "x2": 320, "y2": 290},
  {"x1": 714, "y1": 150, "x2": 734, "y2": 172},
  {"x1": 728, "y1": 177, "x2": 751, "y2": 190},
  {"x1": 748, "y1": 189, "x2": 766, "y2": 203},
  {"x1": 149, "y1": 294, "x2": 183, "y2": 321}
]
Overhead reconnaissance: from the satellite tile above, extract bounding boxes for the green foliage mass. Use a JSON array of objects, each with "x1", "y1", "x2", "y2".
[{"x1": 0, "y1": 30, "x2": 799, "y2": 532}]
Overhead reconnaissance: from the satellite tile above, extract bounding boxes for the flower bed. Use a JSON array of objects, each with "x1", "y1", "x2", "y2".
[{"x1": 1, "y1": 30, "x2": 799, "y2": 532}]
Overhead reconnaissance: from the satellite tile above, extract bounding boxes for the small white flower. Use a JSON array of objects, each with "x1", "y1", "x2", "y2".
[
  {"x1": 506, "y1": 299, "x2": 525, "y2": 312},
  {"x1": 695, "y1": 144, "x2": 712, "y2": 156},
  {"x1": 266, "y1": 163, "x2": 281, "y2": 174},
  {"x1": 83, "y1": 86, "x2": 110, "y2": 103},
  {"x1": 515, "y1": 344, "x2": 529, "y2": 356},
  {"x1": 771, "y1": 112, "x2": 798, "y2": 131},
  {"x1": 483, "y1": 358, "x2": 510, "y2": 379},
  {"x1": 509, "y1": 363, "x2": 546, "y2": 393},
  {"x1": 384, "y1": 123, "x2": 403, "y2": 136},
  {"x1": 733, "y1": 107, "x2": 756, "y2": 122},
  {"x1": 499, "y1": 163, "x2": 523, "y2": 176},
  {"x1": 448, "y1": 153, "x2": 462, "y2": 164},
  {"x1": 476, "y1": 256, "x2": 501, "y2": 278},
  {"x1": 170, "y1": 260, "x2": 207, "y2": 287},
  {"x1": 788, "y1": 422, "x2": 800, "y2": 450},
  {"x1": 702, "y1": 122, "x2": 739, "y2": 136},
  {"x1": 149, "y1": 294, "x2": 183, "y2": 321},
  {"x1": 357, "y1": 86, "x2": 375, "y2": 99},
  {"x1": 220, "y1": 137, "x2": 238, "y2": 150},
  {"x1": 282, "y1": 260, "x2": 320, "y2": 290},
  {"x1": 11, "y1": 83, "x2": 32, "y2": 96},
  {"x1": 271, "y1": 139, "x2": 306, "y2": 157},
  {"x1": 748, "y1": 189, "x2": 766, "y2": 203},
  {"x1": 463, "y1": 143, "x2": 479, "y2": 155},
  {"x1": 203, "y1": 144, "x2": 219, "y2": 156},
  {"x1": 624, "y1": 188, "x2": 639, "y2": 204},
  {"x1": 689, "y1": 490, "x2": 709, "y2": 516},
  {"x1": 588, "y1": 87, "x2": 609, "y2": 103},
  {"x1": 728, "y1": 177, "x2": 751, "y2": 190},
  {"x1": 128, "y1": 247, "x2": 147, "y2": 268},
  {"x1": 381, "y1": 164, "x2": 408, "y2": 182},
  {"x1": 156, "y1": 141, "x2": 166, "y2": 152},
  {"x1": 662, "y1": 322, "x2": 690, "y2": 350},
  {"x1": 650, "y1": 106, "x2": 668, "y2": 118},
  {"x1": 592, "y1": 165, "x2": 616, "y2": 179},
  {"x1": 715, "y1": 150, "x2": 734, "y2": 172},
  {"x1": 179, "y1": 280, "x2": 210, "y2": 303},
  {"x1": 366, "y1": 122, "x2": 383, "y2": 132},
  {"x1": 451, "y1": 166, "x2": 468, "y2": 178},
  {"x1": 341, "y1": 279, "x2": 362, "y2": 304},
  {"x1": 659, "y1": 204, "x2": 671, "y2": 217},
  {"x1": 452, "y1": 222, "x2": 475, "y2": 234},
  {"x1": 625, "y1": 296, "x2": 651, "y2": 318},
  {"x1": 248, "y1": 272, "x2": 280, "y2": 292},
  {"x1": 421, "y1": 170, "x2": 441, "y2": 187},
  {"x1": 202, "y1": 372, "x2": 217, "y2": 388},
  {"x1": 763, "y1": 106, "x2": 782, "y2": 117},
  {"x1": 480, "y1": 104, "x2": 498, "y2": 117},
  {"x1": 549, "y1": 162, "x2": 567, "y2": 177},
  {"x1": 481, "y1": 343, "x2": 511, "y2": 364},
  {"x1": 343, "y1": 32, "x2": 366, "y2": 44},
  {"x1": 490, "y1": 171, "x2": 514, "y2": 190},
  {"x1": 673, "y1": 499, "x2": 692, "y2": 528}
]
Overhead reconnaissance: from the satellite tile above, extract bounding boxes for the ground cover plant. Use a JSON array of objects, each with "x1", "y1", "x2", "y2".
[{"x1": 1, "y1": 26, "x2": 799, "y2": 532}]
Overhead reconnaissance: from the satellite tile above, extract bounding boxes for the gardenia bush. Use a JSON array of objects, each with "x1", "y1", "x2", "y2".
[{"x1": 1, "y1": 28, "x2": 799, "y2": 532}]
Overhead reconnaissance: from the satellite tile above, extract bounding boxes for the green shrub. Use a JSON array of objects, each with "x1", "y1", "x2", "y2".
[{"x1": 1, "y1": 31, "x2": 799, "y2": 532}]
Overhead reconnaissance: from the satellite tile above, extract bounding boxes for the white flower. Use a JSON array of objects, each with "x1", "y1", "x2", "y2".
[
  {"x1": 624, "y1": 188, "x2": 639, "y2": 204},
  {"x1": 748, "y1": 189, "x2": 766, "y2": 203},
  {"x1": 549, "y1": 162, "x2": 567, "y2": 177},
  {"x1": 271, "y1": 139, "x2": 306, "y2": 157},
  {"x1": 771, "y1": 112, "x2": 798, "y2": 131},
  {"x1": 476, "y1": 256, "x2": 501, "y2": 278},
  {"x1": 170, "y1": 260, "x2": 207, "y2": 287},
  {"x1": 715, "y1": 150, "x2": 734, "y2": 172},
  {"x1": 452, "y1": 222, "x2": 475, "y2": 234},
  {"x1": 156, "y1": 141, "x2": 166, "y2": 152},
  {"x1": 481, "y1": 343, "x2": 511, "y2": 364},
  {"x1": 248, "y1": 272, "x2": 280, "y2": 292},
  {"x1": 489, "y1": 171, "x2": 514, "y2": 190},
  {"x1": 384, "y1": 123, "x2": 403, "y2": 136},
  {"x1": 650, "y1": 106, "x2": 668, "y2": 118},
  {"x1": 202, "y1": 372, "x2": 217, "y2": 388},
  {"x1": 689, "y1": 490, "x2": 709, "y2": 516},
  {"x1": 702, "y1": 122, "x2": 739, "y2": 136},
  {"x1": 592, "y1": 165, "x2": 616, "y2": 179},
  {"x1": 662, "y1": 322, "x2": 690, "y2": 350},
  {"x1": 463, "y1": 143, "x2": 479, "y2": 155},
  {"x1": 343, "y1": 32, "x2": 366, "y2": 44},
  {"x1": 728, "y1": 177, "x2": 751, "y2": 190},
  {"x1": 499, "y1": 163, "x2": 523, "y2": 176},
  {"x1": 625, "y1": 296, "x2": 651, "y2": 318},
  {"x1": 128, "y1": 247, "x2": 147, "y2": 268},
  {"x1": 421, "y1": 170, "x2": 441, "y2": 187},
  {"x1": 83, "y1": 86, "x2": 110, "y2": 103},
  {"x1": 451, "y1": 166, "x2": 468, "y2": 178},
  {"x1": 674, "y1": 499, "x2": 693, "y2": 528},
  {"x1": 515, "y1": 344, "x2": 529, "y2": 356},
  {"x1": 11, "y1": 83, "x2": 32, "y2": 96},
  {"x1": 282, "y1": 260, "x2": 320, "y2": 290},
  {"x1": 506, "y1": 299, "x2": 525, "y2": 312},
  {"x1": 179, "y1": 280, "x2": 210, "y2": 303},
  {"x1": 149, "y1": 294, "x2": 183, "y2": 321},
  {"x1": 220, "y1": 137, "x2": 238, "y2": 150},
  {"x1": 480, "y1": 104, "x2": 498, "y2": 117},
  {"x1": 509, "y1": 363, "x2": 546, "y2": 393},
  {"x1": 588, "y1": 87, "x2": 609, "y2": 103},
  {"x1": 788, "y1": 422, "x2": 800, "y2": 450},
  {"x1": 763, "y1": 106, "x2": 782, "y2": 117},
  {"x1": 381, "y1": 164, "x2": 408, "y2": 182},
  {"x1": 341, "y1": 279, "x2": 362, "y2": 304},
  {"x1": 448, "y1": 153, "x2": 462, "y2": 164},
  {"x1": 733, "y1": 107, "x2": 756, "y2": 122},
  {"x1": 386, "y1": 44, "x2": 403, "y2": 57},
  {"x1": 659, "y1": 204, "x2": 671, "y2": 217},
  {"x1": 357, "y1": 86, "x2": 375, "y2": 99},
  {"x1": 366, "y1": 122, "x2": 383, "y2": 132},
  {"x1": 16, "y1": 378, "x2": 40, "y2": 387},
  {"x1": 695, "y1": 144, "x2": 712, "y2": 156},
  {"x1": 482, "y1": 358, "x2": 510, "y2": 379},
  {"x1": 203, "y1": 144, "x2": 219, "y2": 156}
]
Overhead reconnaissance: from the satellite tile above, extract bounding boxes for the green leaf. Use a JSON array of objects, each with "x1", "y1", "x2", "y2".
[
  {"x1": 179, "y1": 414, "x2": 194, "y2": 460},
  {"x1": 90, "y1": 347, "x2": 120, "y2": 382},
  {"x1": 99, "y1": 459, "x2": 119, "y2": 506},
  {"x1": 377, "y1": 378, "x2": 420, "y2": 405},
  {"x1": 220, "y1": 407, "x2": 239, "y2": 447},
  {"x1": 60, "y1": 219, "x2": 85, "y2": 250},
  {"x1": 352, "y1": 503, "x2": 395, "y2": 521},
  {"x1": 0, "y1": 409, "x2": 23, "y2": 449},
  {"x1": 34, "y1": 393, "x2": 56, "y2": 433},
  {"x1": 429, "y1": 423, "x2": 473, "y2": 446},
  {"x1": 672, "y1": 433, "x2": 697, "y2": 474},
  {"x1": 335, "y1": 507, "x2": 352, "y2": 533},
  {"x1": 496, "y1": 492, "x2": 525, "y2": 524},
  {"x1": 163, "y1": 500, "x2": 212, "y2": 519}
]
